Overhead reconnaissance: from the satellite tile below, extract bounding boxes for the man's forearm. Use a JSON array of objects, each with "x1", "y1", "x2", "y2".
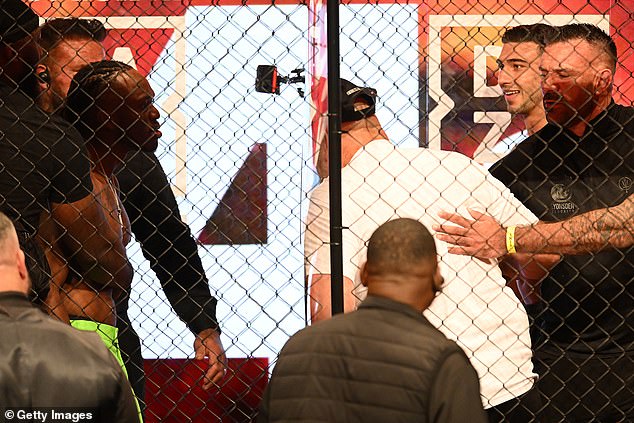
[{"x1": 516, "y1": 198, "x2": 633, "y2": 254}]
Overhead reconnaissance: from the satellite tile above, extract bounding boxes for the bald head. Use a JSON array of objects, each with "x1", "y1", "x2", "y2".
[
  {"x1": 361, "y1": 218, "x2": 442, "y2": 312},
  {"x1": 0, "y1": 212, "x2": 29, "y2": 294},
  {"x1": 0, "y1": 212, "x2": 18, "y2": 261}
]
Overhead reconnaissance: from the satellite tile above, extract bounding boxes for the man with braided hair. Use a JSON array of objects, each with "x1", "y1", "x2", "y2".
[
  {"x1": 39, "y1": 60, "x2": 160, "y2": 420},
  {"x1": 36, "y1": 19, "x2": 226, "y2": 407}
]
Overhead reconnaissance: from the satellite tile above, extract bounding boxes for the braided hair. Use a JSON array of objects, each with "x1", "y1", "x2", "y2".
[{"x1": 64, "y1": 60, "x2": 133, "y2": 140}]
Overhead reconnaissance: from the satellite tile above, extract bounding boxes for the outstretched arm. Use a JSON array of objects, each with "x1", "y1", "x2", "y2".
[
  {"x1": 515, "y1": 195, "x2": 633, "y2": 254},
  {"x1": 435, "y1": 195, "x2": 633, "y2": 258}
]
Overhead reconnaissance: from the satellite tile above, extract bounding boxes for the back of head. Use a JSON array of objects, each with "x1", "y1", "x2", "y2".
[
  {"x1": 0, "y1": 211, "x2": 31, "y2": 296},
  {"x1": 501, "y1": 23, "x2": 557, "y2": 49},
  {"x1": 38, "y1": 18, "x2": 106, "y2": 53},
  {"x1": 546, "y1": 23, "x2": 617, "y2": 72},
  {"x1": 0, "y1": 211, "x2": 16, "y2": 261},
  {"x1": 340, "y1": 78, "x2": 377, "y2": 123},
  {"x1": 64, "y1": 59, "x2": 133, "y2": 140},
  {"x1": 365, "y1": 218, "x2": 436, "y2": 278},
  {"x1": 316, "y1": 78, "x2": 382, "y2": 179}
]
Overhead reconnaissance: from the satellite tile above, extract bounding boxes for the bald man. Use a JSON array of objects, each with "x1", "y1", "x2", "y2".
[
  {"x1": 0, "y1": 211, "x2": 137, "y2": 420},
  {"x1": 261, "y1": 218, "x2": 486, "y2": 423}
]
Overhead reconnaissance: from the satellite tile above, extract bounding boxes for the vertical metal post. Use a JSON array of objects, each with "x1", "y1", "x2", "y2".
[{"x1": 326, "y1": 0, "x2": 343, "y2": 316}]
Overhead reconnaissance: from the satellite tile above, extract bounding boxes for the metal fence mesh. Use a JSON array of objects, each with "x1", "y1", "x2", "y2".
[{"x1": 0, "y1": 0, "x2": 631, "y2": 421}]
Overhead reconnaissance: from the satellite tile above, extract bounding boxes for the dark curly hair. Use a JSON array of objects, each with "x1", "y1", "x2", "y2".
[{"x1": 501, "y1": 24, "x2": 558, "y2": 50}]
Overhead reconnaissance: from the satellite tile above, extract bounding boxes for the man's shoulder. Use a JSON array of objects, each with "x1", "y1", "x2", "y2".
[
  {"x1": 308, "y1": 179, "x2": 330, "y2": 204},
  {"x1": 284, "y1": 310, "x2": 465, "y2": 365},
  {"x1": 0, "y1": 97, "x2": 83, "y2": 149},
  {"x1": 608, "y1": 102, "x2": 634, "y2": 119},
  {"x1": 490, "y1": 124, "x2": 563, "y2": 177}
]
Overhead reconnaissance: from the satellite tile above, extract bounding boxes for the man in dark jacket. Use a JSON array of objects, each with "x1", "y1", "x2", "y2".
[
  {"x1": 0, "y1": 0, "x2": 132, "y2": 306},
  {"x1": 260, "y1": 218, "x2": 486, "y2": 423},
  {"x1": 0, "y1": 211, "x2": 138, "y2": 421}
]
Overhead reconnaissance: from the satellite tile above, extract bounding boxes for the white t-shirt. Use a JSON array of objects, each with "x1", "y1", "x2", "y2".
[{"x1": 305, "y1": 139, "x2": 539, "y2": 408}]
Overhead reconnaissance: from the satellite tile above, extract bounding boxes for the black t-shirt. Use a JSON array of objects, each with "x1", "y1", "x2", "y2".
[
  {"x1": 490, "y1": 103, "x2": 633, "y2": 354},
  {"x1": 0, "y1": 83, "x2": 92, "y2": 235}
]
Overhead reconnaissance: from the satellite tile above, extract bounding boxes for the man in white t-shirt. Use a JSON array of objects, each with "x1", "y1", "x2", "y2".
[{"x1": 304, "y1": 79, "x2": 551, "y2": 420}]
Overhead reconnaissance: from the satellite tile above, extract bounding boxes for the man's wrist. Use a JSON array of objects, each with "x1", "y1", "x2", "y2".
[
  {"x1": 506, "y1": 226, "x2": 517, "y2": 254},
  {"x1": 190, "y1": 317, "x2": 221, "y2": 336}
]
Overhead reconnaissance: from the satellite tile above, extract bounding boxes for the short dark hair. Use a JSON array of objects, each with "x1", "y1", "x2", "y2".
[
  {"x1": 546, "y1": 23, "x2": 617, "y2": 72},
  {"x1": 37, "y1": 18, "x2": 106, "y2": 52},
  {"x1": 365, "y1": 218, "x2": 436, "y2": 276},
  {"x1": 64, "y1": 60, "x2": 133, "y2": 139},
  {"x1": 501, "y1": 24, "x2": 557, "y2": 49}
]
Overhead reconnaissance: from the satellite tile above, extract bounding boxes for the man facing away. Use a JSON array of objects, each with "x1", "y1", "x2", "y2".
[
  {"x1": 262, "y1": 218, "x2": 486, "y2": 423},
  {"x1": 304, "y1": 79, "x2": 552, "y2": 421},
  {"x1": 35, "y1": 18, "x2": 226, "y2": 407},
  {"x1": 485, "y1": 23, "x2": 633, "y2": 422},
  {"x1": 0, "y1": 211, "x2": 138, "y2": 422}
]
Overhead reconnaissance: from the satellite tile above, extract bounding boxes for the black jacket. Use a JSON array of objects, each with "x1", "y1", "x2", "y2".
[
  {"x1": 259, "y1": 296, "x2": 486, "y2": 423},
  {"x1": 0, "y1": 292, "x2": 138, "y2": 422}
]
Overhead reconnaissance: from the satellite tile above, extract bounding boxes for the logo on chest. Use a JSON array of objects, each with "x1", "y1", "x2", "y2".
[
  {"x1": 618, "y1": 177, "x2": 632, "y2": 193},
  {"x1": 550, "y1": 184, "x2": 578, "y2": 215}
]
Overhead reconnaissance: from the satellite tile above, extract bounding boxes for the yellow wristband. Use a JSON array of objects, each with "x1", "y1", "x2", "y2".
[{"x1": 506, "y1": 226, "x2": 517, "y2": 254}]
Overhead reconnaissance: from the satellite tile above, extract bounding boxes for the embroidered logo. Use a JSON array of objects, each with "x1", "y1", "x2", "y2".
[
  {"x1": 618, "y1": 176, "x2": 632, "y2": 193},
  {"x1": 550, "y1": 184, "x2": 577, "y2": 215},
  {"x1": 550, "y1": 184, "x2": 572, "y2": 202}
]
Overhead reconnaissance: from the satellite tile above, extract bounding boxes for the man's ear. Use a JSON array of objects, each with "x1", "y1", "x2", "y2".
[
  {"x1": 360, "y1": 261, "x2": 369, "y2": 287},
  {"x1": 34, "y1": 64, "x2": 51, "y2": 94},
  {"x1": 16, "y1": 249, "x2": 28, "y2": 281},
  {"x1": 432, "y1": 260, "x2": 444, "y2": 294},
  {"x1": 594, "y1": 68, "x2": 613, "y2": 94}
]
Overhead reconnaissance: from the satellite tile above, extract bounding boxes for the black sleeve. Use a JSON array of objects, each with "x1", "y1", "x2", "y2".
[
  {"x1": 48, "y1": 119, "x2": 92, "y2": 204},
  {"x1": 428, "y1": 351, "x2": 487, "y2": 423},
  {"x1": 117, "y1": 152, "x2": 219, "y2": 334}
]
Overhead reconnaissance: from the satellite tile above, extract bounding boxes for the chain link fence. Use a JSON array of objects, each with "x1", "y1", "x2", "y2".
[{"x1": 0, "y1": 0, "x2": 632, "y2": 421}]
